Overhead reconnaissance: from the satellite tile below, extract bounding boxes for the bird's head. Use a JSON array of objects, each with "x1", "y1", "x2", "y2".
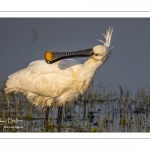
[
  {"x1": 45, "y1": 27, "x2": 114, "y2": 64},
  {"x1": 91, "y1": 27, "x2": 114, "y2": 64},
  {"x1": 91, "y1": 45, "x2": 110, "y2": 63}
]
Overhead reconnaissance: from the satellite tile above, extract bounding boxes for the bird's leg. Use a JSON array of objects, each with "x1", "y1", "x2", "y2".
[
  {"x1": 44, "y1": 106, "x2": 50, "y2": 125},
  {"x1": 7, "y1": 96, "x2": 10, "y2": 119},
  {"x1": 57, "y1": 106, "x2": 62, "y2": 125},
  {"x1": 5, "y1": 96, "x2": 10, "y2": 132}
]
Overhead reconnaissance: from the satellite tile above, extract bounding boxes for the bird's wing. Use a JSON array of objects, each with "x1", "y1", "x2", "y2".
[{"x1": 5, "y1": 59, "x2": 83, "y2": 98}]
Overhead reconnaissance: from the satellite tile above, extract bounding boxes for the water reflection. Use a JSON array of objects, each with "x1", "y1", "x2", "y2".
[{"x1": 0, "y1": 87, "x2": 150, "y2": 132}]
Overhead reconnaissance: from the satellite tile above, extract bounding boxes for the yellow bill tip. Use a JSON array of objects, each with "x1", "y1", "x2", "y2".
[{"x1": 45, "y1": 51, "x2": 53, "y2": 61}]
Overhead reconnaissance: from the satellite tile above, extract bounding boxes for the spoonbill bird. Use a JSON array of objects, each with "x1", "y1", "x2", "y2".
[{"x1": 4, "y1": 27, "x2": 114, "y2": 123}]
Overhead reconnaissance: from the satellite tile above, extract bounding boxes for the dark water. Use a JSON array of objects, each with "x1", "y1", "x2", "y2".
[{"x1": 0, "y1": 87, "x2": 150, "y2": 132}]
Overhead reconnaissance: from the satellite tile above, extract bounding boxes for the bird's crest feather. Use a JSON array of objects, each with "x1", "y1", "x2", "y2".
[{"x1": 97, "y1": 26, "x2": 114, "y2": 48}]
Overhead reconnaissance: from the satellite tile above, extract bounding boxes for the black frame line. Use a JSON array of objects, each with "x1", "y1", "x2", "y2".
[
  {"x1": 0, "y1": 11, "x2": 150, "y2": 12},
  {"x1": 0, "y1": 138, "x2": 150, "y2": 139}
]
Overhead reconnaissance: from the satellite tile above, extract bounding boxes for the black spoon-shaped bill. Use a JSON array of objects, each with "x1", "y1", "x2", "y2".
[{"x1": 45, "y1": 48, "x2": 94, "y2": 64}]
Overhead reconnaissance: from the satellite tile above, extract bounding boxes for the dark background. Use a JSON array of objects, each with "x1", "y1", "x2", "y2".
[{"x1": 0, "y1": 18, "x2": 150, "y2": 93}]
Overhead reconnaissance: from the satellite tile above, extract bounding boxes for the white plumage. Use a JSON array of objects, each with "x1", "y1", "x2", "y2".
[{"x1": 4, "y1": 27, "x2": 114, "y2": 109}]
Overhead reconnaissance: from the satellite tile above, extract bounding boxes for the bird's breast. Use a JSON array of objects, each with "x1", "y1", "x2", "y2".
[{"x1": 71, "y1": 71, "x2": 93, "y2": 94}]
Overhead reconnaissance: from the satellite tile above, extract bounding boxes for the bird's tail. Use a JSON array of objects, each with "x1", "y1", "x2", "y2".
[{"x1": 97, "y1": 26, "x2": 114, "y2": 48}]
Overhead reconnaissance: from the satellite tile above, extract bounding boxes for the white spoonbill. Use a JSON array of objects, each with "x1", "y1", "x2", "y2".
[{"x1": 4, "y1": 27, "x2": 114, "y2": 122}]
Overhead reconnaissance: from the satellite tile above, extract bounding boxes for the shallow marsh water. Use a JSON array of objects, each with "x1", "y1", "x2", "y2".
[{"x1": 0, "y1": 85, "x2": 150, "y2": 132}]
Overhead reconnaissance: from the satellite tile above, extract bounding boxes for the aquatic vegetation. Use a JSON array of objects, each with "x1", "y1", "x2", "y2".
[{"x1": 0, "y1": 82, "x2": 150, "y2": 132}]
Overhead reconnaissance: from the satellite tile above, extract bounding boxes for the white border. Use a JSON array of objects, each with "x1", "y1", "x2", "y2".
[
  {"x1": 0, "y1": 133, "x2": 150, "y2": 139},
  {"x1": 0, "y1": 0, "x2": 150, "y2": 12},
  {"x1": 1, "y1": 12, "x2": 150, "y2": 18}
]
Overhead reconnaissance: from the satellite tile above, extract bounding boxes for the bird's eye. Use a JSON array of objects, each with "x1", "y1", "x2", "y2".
[{"x1": 95, "y1": 54, "x2": 99, "y2": 56}]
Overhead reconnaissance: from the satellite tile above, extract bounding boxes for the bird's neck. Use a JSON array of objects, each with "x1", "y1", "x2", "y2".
[
  {"x1": 83, "y1": 57, "x2": 103, "y2": 71},
  {"x1": 73, "y1": 58, "x2": 102, "y2": 94}
]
